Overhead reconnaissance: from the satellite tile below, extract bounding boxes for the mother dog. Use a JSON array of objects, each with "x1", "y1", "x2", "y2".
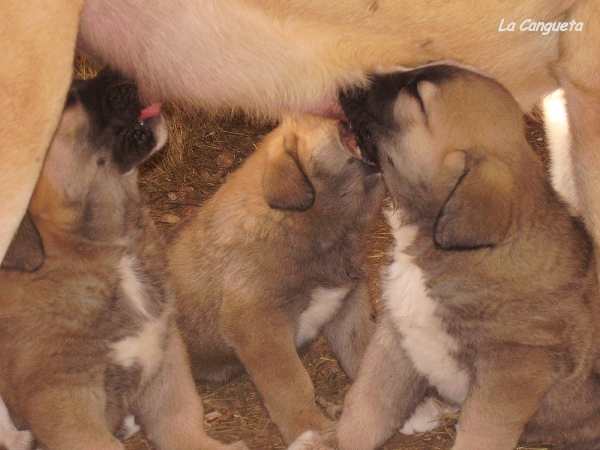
[{"x1": 3, "y1": 0, "x2": 600, "y2": 270}]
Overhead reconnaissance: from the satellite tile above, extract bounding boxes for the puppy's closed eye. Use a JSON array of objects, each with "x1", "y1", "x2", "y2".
[{"x1": 416, "y1": 81, "x2": 437, "y2": 111}]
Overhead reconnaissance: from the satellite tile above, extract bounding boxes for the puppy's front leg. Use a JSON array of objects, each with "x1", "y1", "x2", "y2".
[
  {"x1": 322, "y1": 281, "x2": 374, "y2": 381},
  {"x1": 221, "y1": 295, "x2": 331, "y2": 444},
  {"x1": 134, "y1": 325, "x2": 248, "y2": 450},
  {"x1": 25, "y1": 386, "x2": 123, "y2": 450},
  {"x1": 452, "y1": 345, "x2": 554, "y2": 450},
  {"x1": 335, "y1": 316, "x2": 428, "y2": 450}
]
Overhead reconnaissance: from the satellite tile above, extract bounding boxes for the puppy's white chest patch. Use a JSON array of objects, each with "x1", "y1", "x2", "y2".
[
  {"x1": 118, "y1": 255, "x2": 150, "y2": 319},
  {"x1": 295, "y1": 285, "x2": 350, "y2": 347},
  {"x1": 110, "y1": 315, "x2": 168, "y2": 379},
  {"x1": 383, "y1": 210, "x2": 469, "y2": 404},
  {"x1": 110, "y1": 255, "x2": 168, "y2": 379}
]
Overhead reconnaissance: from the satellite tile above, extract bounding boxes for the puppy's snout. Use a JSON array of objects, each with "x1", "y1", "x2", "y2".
[
  {"x1": 338, "y1": 120, "x2": 377, "y2": 166},
  {"x1": 339, "y1": 90, "x2": 385, "y2": 166}
]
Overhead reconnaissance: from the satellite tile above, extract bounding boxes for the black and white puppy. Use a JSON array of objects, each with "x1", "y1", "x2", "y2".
[
  {"x1": 289, "y1": 64, "x2": 600, "y2": 450},
  {"x1": 0, "y1": 69, "x2": 247, "y2": 450}
]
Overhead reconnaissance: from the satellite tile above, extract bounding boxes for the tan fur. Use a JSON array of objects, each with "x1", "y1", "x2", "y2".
[
  {"x1": 290, "y1": 65, "x2": 600, "y2": 450},
  {"x1": 0, "y1": 72, "x2": 247, "y2": 450},
  {"x1": 4, "y1": 0, "x2": 600, "y2": 278},
  {"x1": 169, "y1": 114, "x2": 383, "y2": 444},
  {"x1": 0, "y1": 0, "x2": 83, "y2": 272}
]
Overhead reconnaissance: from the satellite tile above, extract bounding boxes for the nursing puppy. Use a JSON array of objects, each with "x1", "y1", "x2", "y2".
[
  {"x1": 290, "y1": 65, "x2": 600, "y2": 450},
  {"x1": 0, "y1": 69, "x2": 246, "y2": 450},
  {"x1": 169, "y1": 114, "x2": 383, "y2": 444},
  {"x1": 4, "y1": 0, "x2": 600, "y2": 297}
]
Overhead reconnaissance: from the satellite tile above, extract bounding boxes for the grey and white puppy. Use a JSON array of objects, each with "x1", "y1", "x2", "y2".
[
  {"x1": 169, "y1": 114, "x2": 383, "y2": 444},
  {"x1": 290, "y1": 64, "x2": 600, "y2": 450},
  {"x1": 0, "y1": 69, "x2": 246, "y2": 450}
]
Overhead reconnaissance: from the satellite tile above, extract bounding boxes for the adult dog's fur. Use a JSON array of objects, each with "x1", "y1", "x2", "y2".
[
  {"x1": 289, "y1": 64, "x2": 600, "y2": 450},
  {"x1": 169, "y1": 114, "x2": 383, "y2": 444},
  {"x1": 3, "y1": 0, "x2": 600, "y2": 277},
  {"x1": 0, "y1": 69, "x2": 247, "y2": 450}
]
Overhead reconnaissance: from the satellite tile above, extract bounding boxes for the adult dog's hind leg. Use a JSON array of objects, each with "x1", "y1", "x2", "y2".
[
  {"x1": 134, "y1": 326, "x2": 248, "y2": 450},
  {"x1": 322, "y1": 281, "x2": 374, "y2": 381},
  {"x1": 336, "y1": 316, "x2": 428, "y2": 450}
]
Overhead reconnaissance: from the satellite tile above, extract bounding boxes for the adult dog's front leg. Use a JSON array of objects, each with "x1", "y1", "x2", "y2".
[
  {"x1": 221, "y1": 295, "x2": 331, "y2": 444},
  {"x1": 452, "y1": 345, "x2": 554, "y2": 450},
  {"x1": 335, "y1": 316, "x2": 428, "y2": 450},
  {"x1": 556, "y1": 2, "x2": 600, "y2": 253},
  {"x1": 0, "y1": 0, "x2": 83, "y2": 263}
]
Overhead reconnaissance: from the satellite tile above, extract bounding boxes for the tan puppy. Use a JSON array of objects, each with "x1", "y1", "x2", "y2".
[
  {"x1": 290, "y1": 64, "x2": 600, "y2": 450},
  {"x1": 0, "y1": 68, "x2": 247, "y2": 450},
  {"x1": 4, "y1": 0, "x2": 600, "y2": 278},
  {"x1": 169, "y1": 114, "x2": 383, "y2": 444}
]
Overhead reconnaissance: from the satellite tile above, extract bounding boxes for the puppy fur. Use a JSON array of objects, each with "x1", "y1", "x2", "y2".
[
  {"x1": 169, "y1": 114, "x2": 383, "y2": 444},
  {"x1": 0, "y1": 69, "x2": 246, "y2": 450},
  {"x1": 290, "y1": 64, "x2": 600, "y2": 450},
  {"x1": 6, "y1": 1, "x2": 600, "y2": 324}
]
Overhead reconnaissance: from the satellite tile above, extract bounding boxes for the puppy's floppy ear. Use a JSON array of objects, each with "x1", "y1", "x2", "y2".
[
  {"x1": 434, "y1": 157, "x2": 513, "y2": 250},
  {"x1": 1, "y1": 212, "x2": 44, "y2": 272},
  {"x1": 262, "y1": 131, "x2": 315, "y2": 211}
]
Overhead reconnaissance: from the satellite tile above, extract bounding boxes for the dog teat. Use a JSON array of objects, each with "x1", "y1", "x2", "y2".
[{"x1": 139, "y1": 103, "x2": 163, "y2": 122}]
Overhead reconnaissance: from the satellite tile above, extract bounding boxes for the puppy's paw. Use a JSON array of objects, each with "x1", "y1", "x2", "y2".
[
  {"x1": 399, "y1": 397, "x2": 457, "y2": 435},
  {"x1": 287, "y1": 430, "x2": 337, "y2": 450},
  {"x1": 316, "y1": 397, "x2": 343, "y2": 420},
  {"x1": 0, "y1": 428, "x2": 34, "y2": 450},
  {"x1": 116, "y1": 414, "x2": 141, "y2": 440},
  {"x1": 224, "y1": 441, "x2": 249, "y2": 450}
]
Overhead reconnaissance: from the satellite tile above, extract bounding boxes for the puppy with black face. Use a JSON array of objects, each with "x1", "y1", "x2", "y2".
[
  {"x1": 289, "y1": 64, "x2": 600, "y2": 450},
  {"x1": 0, "y1": 69, "x2": 247, "y2": 450},
  {"x1": 169, "y1": 113, "x2": 383, "y2": 444}
]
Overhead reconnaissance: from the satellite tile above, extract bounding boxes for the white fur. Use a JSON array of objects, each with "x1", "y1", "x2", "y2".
[
  {"x1": 0, "y1": 396, "x2": 33, "y2": 450},
  {"x1": 118, "y1": 255, "x2": 150, "y2": 319},
  {"x1": 543, "y1": 89, "x2": 579, "y2": 213},
  {"x1": 110, "y1": 312, "x2": 169, "y2": 378},
  {"x1": 110, "y1": 255, "x2": 169, "y2": 378},
  {"x1": 121, "y1": 415, "x2": 140, "y2": 439},
  {"x1": 383, "y1": 209, "x2": 469, "y2": 404},
  {"x1": 287, "y1": 430, "x2": 331, "y2": 450},
  {"x1": 399, "y1": 397, "x2": 457, "y2": 435},
  {"x1": 295, "y1": 285, "x2": 350, "y2": 346}
]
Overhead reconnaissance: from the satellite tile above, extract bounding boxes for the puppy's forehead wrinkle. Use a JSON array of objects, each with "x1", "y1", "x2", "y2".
[
  {"x1": 369, "y1": 64, "x2": 460, "y2": 100},
  {"x1": 403, "y1": 82, "x2": 427, "y2": 119}
]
